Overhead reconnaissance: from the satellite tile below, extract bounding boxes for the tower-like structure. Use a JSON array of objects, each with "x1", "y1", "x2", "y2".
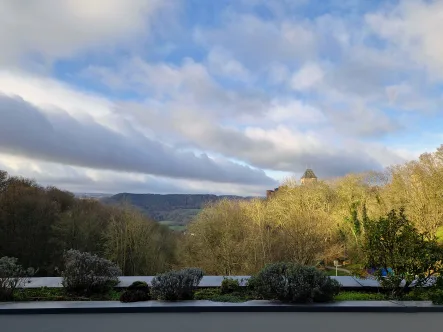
[{"x1": 300, "y1": 168, "x2": 317, "y2": 185}]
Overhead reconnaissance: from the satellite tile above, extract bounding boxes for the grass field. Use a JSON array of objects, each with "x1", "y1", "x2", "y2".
[{"x1": 159, "y1": 220, "x2": 186, "y2": 232}]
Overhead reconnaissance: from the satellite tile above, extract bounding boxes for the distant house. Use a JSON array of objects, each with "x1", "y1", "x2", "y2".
[{"x1": 266, "y1": 168, "x2": 318, "y2": 198}]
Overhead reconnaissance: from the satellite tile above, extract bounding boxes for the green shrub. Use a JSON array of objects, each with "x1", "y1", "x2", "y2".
[
  {"x1": 194, "y1": 288, "x2": 251, "y2": 303},
  {"x1": 0, "y1": 257, "x2": 34, "y2": 301},
  {"x1": 221, "y1": 278, "x2": 240, "y2": 294},
  {"x1": 334, "y1": 291, "x2": 386, "y2": 301},
  {"x1": 362, "y1": 209, "x2": 443, "y2": 298},
  {"x1": 151, "y1": 268, "x2": 204, "y2": 301},
  {"x1": 120, "y1": 281, "x2": 151, "y2": 303},
  {"x1": 252, "y1": 262, "x2": 341, "y2": 303},
  {"x1": 61, "y1": 249, "x2": 121, "y2": 294},
  {"x1": 194, "y1": 288, "x2": 220, "y2": 300},
  {"x1": 128, "y1": 281, "x2": 149, "y2": 290},
  {"x1": 426, "y1": 276, "x2": 443, "y2": 304}
]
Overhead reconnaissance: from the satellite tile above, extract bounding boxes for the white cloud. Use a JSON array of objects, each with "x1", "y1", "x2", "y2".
[
  {"x1": 267, "y1": 63, "x2": 290, "y2": 85},
  {"x1": 207, "y1": 47, "x2": 251, "y2": 81},
  {"x1": 193, "y1": 13, "x2": 316, "y2": 68},
  {"x1": 366, "y1": 0, "x2": 443, "y2": 80},
  {"x1": 290, "y1": 62, "x2": 324, "y2": 91},
  {"x1": 265, "y1": 100, "x2": 326, "y2": 124},
  {"x1": 0, "y1": 0, "x2": 171, "y2": 66}
]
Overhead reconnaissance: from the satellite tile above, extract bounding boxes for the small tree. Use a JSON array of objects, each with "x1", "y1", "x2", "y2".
[
  {"x1": 362, "y1": 208, "x2": 443, "y2": 298},
  {"x1": 0, "y1": 257, "x2": 35, "y2": 301}
]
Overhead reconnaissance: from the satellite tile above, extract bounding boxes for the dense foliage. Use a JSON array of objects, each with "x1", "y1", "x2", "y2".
[
  {"x1": 119, "y1": 281, "x2": 151, "y2": 303},
  {"x1": 250, "y1": 262, "x2": 340, "y2": 303},
  {"x1": 0, "y1": 171, "x2": 178, "y2": 276},
  {"x1": 362, "y1": 209, "x2": 443, "y2": 297},
  {"x1": 150, "y1": 268, "x2": 204, "y2": 301},
  {"x1": 221, "y1": 277, "x2": 241, "y2": 294},
  {"x1": 61, "y1": 249, "x2": 121, "y2": 294},
  {"x1": 0, "y1": 256, "x2": 35, "y2": 301}
]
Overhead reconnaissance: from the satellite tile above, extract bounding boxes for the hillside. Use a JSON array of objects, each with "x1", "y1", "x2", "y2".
[{"x1": 102, "y1": 193, "x2": 255, "y2": 230}]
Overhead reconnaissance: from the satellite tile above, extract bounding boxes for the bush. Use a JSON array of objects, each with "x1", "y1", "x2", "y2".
[
  {"x1": 427, "y1": 276, "x2": 443, "y2": 304},
  {"x1": 251, "y1": 262, "x2": 340, "y2": 303},
  {"x1": 0, "y1": 257, "x2": 35, "y2": 301},
  {"x1": 61, "y1": 249, "x2": 121, "y2": 294},
  {"x1": 151, "y1": 268, "x2": 204, "y2": 301},
  {"x1": 362, "y1": 209, "x2": 443, "y2": 298},
  {"x1": 221, "y1": 277, "x2": 240, "y2": 294},
  {"x1": 128, "y1": 281, "x2": 149, "y2": 290},
  {"x1": 120, "y1": 281, "x2": 150, "y2": 303}
]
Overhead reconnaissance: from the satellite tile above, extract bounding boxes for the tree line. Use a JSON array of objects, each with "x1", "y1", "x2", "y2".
[
  {"x1": 1, "y1": 145, "x2": 443, "y2": 276},
  {"x1": 0, "y1": 170, "x2": 177, "y2": 276}
]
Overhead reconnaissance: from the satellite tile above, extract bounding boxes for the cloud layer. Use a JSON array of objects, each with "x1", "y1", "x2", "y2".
[{"x1": 0, "y1": 0, "x2": 441, "y2": 195}]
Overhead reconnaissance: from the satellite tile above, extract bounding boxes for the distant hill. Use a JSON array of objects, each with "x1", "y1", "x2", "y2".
[
  {"x1": 102, "y1": 193, "x2": 255, "y2": 229},
  {"x1": 74, "y1": 193, "x2": 113, "y2": 199}
]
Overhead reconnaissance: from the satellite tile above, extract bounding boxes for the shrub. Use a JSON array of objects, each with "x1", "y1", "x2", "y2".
[
  {"x1": 426, "y1": 276, "x2": 443, "y2": 304},
  {"x1": 221, "y1": 277, "x2": 240, "y2": 294},
  {"x1": 128, "y1": 281, "x2": 149, "y2": 290},
  {"x1": 120, "y1": 281, "x2": 150, "y2": 303},
  {"x1": 61, "y1": 249, "x2": 121, "y2": 294},
  {"x1": 151, "y1": 268, "x2": 204, "y2": 301},
  {"x1": 252, "y1": 262, "x2": 340, "y2": 303},
  {"x1": 0, "y1": 257, "x2": 35, "y2": 301},
  {"x1": 362, "y1": 209, "x2": 443, "y2": 298}
]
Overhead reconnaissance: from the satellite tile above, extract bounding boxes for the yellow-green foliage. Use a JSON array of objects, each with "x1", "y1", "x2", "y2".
[{"x1": 180, "y1": 145, "x2": 443, "y2": 274}]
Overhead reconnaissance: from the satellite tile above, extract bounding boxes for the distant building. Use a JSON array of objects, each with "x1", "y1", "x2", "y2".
[
  {"x1": 300, "y1": 168, "x2": 318, "y2": 185},
  {"x1": 266, "y1": 168, "x2": 318, "y2": 198}
]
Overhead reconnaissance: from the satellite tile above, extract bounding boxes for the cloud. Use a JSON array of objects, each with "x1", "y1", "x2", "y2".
[
  {"x1": 290, "y1": 62, "x2": 324, "y2": 91},
  {"x1": 0, "y1": 154, "x2": 268, "y2": 196},
  {"x1": 82, "y1": 57, "x2": 270, "y2": 118},
  {"x1": 366, "y1": 0, "x2": 443, "y2": 80},
  {"x1": 0, "y1": 0, "x2": 438, "y2": 195},
  {"x1": 0, "y1": 0, "x2": 172, "y2": 66},
  {"x1": 207, "y1": 47, "x2": 251, "y2": 82},
  {"x1": 0, "y1": 93, "x2": 276, "y2": 186},
  {"x1": 193, "y1": 13, "x2": 316, "y2": 69},
  {"x1": 80, "y1": 55, "x2": 409, "y2": 179}
]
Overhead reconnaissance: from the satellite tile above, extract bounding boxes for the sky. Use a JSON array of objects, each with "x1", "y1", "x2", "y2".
[{"x1": 0, "y1": 0, "x2": 442, "y2": 196}]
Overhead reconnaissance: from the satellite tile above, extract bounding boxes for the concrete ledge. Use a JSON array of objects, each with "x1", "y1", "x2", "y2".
[{"x1": 1, "y1": 300, "x2": 443, "y2": 314}]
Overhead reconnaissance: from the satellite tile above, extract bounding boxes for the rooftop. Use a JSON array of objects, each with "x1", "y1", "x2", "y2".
[{"x1": 301, "y1": 169, "x2": 317, "y2": 179}]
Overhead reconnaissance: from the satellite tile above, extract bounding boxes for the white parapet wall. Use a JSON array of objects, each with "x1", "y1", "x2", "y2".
[{"x1": 21, "y1": 275, "x2": 379, "y2": 288}]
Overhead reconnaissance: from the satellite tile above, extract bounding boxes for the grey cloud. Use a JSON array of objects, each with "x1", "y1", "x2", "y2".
[
  {"x1": 0, "y1": 94, "x2": 277, "y2": 186},
  {"x1": 39, "y1": 175, "x2": 264, "y2": 196},
  {"x1": 0, "y1": 157, "x2": 270, "y2": 196},
  {"x1": 119, "y1": 99, "x2": 387, "y2": 179},
  {"x1": 243, "y1": 144, "x2": 383, "y2": 178},
  {"x1": 167, "y1": 115, "x2": 385, "y2": 178}
]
